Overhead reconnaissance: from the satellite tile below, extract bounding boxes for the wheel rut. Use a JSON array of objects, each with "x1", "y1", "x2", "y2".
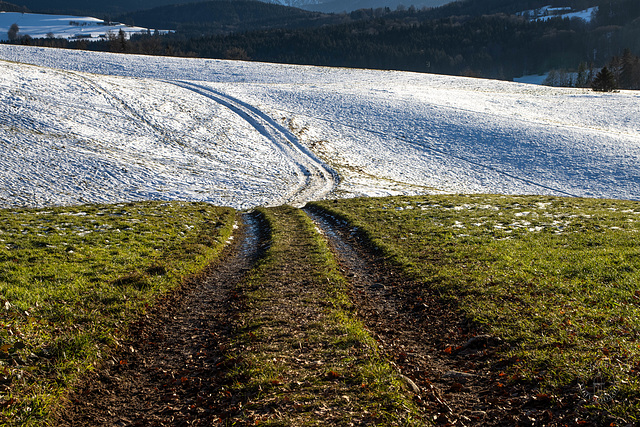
[
  {"x1": 169, "y1": 81, "x2": 339, "y2": 207},
  {"x1": 56, "y1": 204, "x2": 567, "y2": 426},
  {"x1": 55, "y1": 212, "x2": 268, "y2": 426},
  {"x1": 304, "y1": 206, "x2": 562, "y2": 426}
]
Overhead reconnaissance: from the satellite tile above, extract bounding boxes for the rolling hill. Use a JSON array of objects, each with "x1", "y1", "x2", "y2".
[
  {"x1": 3, "y1": 0, "x2": 454, "y2": 16},
  {"x1": 1, "y1": 0, "x2": 212, "y2": 17},
  {"x1": 287, "y1": 0, "x2": 452, "y2": 13},
  {"x1": 0, "y1": 1, "x2": 27, "y2": 12},
  {"x1": 0, "y1": 44, "x2": 639, "y2": 210},
  {"x1": 114, "y1": 0, "x2": 343, "y2": 36}
]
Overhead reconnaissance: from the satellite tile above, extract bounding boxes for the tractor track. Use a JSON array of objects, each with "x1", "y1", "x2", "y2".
[{"x1": 169, "y1": 81, "x2": 339, "y2": 207}]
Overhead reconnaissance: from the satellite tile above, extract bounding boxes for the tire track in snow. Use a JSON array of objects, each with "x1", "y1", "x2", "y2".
[
  {"x1": 67, "y1": 71, "x2": 180, "y2": 148},
  {"x1": 169, "y1": 81, "x2": 339, "y2": 207}
]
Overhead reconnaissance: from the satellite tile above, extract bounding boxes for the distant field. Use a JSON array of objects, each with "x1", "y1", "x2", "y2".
[
  {"x1": 0, "y1": 201, "x2": 235, "y2": 425},
  {"x1": 0, "y1": 12, "x2": 158, "y2": 42},
  {"x1": 312, "y1": 194, "x2": 640, "y2": 420}
]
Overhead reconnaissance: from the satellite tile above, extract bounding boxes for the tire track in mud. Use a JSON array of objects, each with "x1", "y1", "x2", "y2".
[
  {"x1": 304, "y1": 206, "x2": 580, "y2": 426},
  {"x1": 56, "y1": 212, "x2": 268, "y2": 426},
  {"x1": 169, "y1": 81, "x2": 339, "y2": 207},
  {"x1": 303, "y1": 207, "x2": 462, "y2": 418}
]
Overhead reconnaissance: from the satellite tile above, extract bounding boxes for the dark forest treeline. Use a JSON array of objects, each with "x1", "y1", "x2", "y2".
[
  {"x1": 113, "y1": 1, "x2": 356, "y2": 36},
  {"x1": 608, "y1": 49, "x2": 640, "y2": 90},
  {"x1": 4, "y1": 0, "x2": 640, "y2": 81},
  {"x1": 0, "y1": 0, "x2": 27, "y2": 12},
  {"x1": 546, "y1": 49, "x2": 640, "y2": 90},
  {"x1": 167, "y1": 15, "x2": 593, "y2": 79},
  {"x1": 594, "y1": 0, "x2": 640, "y2": 26}
]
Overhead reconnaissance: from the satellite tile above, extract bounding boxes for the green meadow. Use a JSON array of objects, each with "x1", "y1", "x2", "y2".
[
  {"x1": 311, "y1": 194, "x2": 640, "y2": 421},
  {"x1": 223, "y1": 206, "x2": 424, "y2": 425},
  {"x1": 2, "y1": 194, "x2": 640, "y2": 424},
  {"x1": 0, "y1": 201, "x2": 235, "y2": 425}
]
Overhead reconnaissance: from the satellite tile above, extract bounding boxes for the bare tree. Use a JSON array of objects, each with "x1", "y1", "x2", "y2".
[{"x1": 8, "y1": 23, "x2": 19, "y2": 41}]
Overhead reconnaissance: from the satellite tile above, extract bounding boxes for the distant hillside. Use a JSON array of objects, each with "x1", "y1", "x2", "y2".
[
  {"x1": 115, "y1": 1, "x2": 347, "y2": 36},
  {"x1": 425, "y1": 0, "x2": 597, "y2": 18},
  {"x1": 297, "y1": 0, "x2": 452, "y2": 13},
  {"x1": 0, "y1": 1, "x2": 28, "y2": 12},
  {"x1": 121, "y1": 0, "x2": 632, "y2": 79},
  {"x1": 258, "y1": 0, "x2": 593, "y2": 14},
  {"x1": 4, "y1": 0, "x2": 205, "y2": 17},
  {"x1": 260, "y1": 0, "x2": 321, "y2": 7},
  {"x1": 6, "y1": 0, "x2": 452, "y2": 16},
  {"x1": 4, "y1": 0, "x2": 600, "y2": 20},
  {"x1": 8, "y1": 0, "x2": 639, "y2": 85}
]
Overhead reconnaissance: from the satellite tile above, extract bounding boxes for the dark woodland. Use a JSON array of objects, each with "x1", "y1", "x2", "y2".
[{"x1": 3, "y1": 0, "x2": 640, "y2": 84}]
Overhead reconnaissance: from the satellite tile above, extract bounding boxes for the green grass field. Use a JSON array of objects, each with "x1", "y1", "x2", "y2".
[
  {"x1": 0, "y1": 201, "x2": 235, "y2": 425},
  {"x1": 3, "y1": 194, "x2": 640, "y2": 424},
  {"x1": 311, "y1": 194, "x2": 640, "y2": 421}
]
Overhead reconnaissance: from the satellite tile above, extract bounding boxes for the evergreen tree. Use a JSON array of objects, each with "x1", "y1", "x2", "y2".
[
  {"x1": 576, "y1": 61, "x2": 589, "y2": 87},
  {"x1": 619, "y1": 49, "x2": 640, "y2": 90},
  {"x1": 118, "y1": 29, "x2": 128, "y2": 53},
  {"x1": 591, "y1": 67, "x2": 617, "y2": 92}
]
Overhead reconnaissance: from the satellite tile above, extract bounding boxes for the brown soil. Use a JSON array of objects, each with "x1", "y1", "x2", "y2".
[
  {"x1": 304, "y1": 206, "x2": 602, "y2": 427},
  {"x1": 54, "y1": 212, "x2": 266, "y2": 426},
  {"x1": 55, "y1": 206, "x2": 607, "y2": 426}
]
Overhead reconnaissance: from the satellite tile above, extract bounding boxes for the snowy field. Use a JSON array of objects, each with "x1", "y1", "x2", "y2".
[
  {"x1": 0, "y1": 44, "x2": 639, "y2": 209},
  {"x1": 517, "y1": 6, "x2": 598, "y2": 22},
  {"x1": 0, "y1": 12, "x2": 162, "y2": 42}
]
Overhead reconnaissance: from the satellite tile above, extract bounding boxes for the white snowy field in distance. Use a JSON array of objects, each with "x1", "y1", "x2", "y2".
[
  {"x1": 0, "y1": 12, "x2": 165, "y2": 42},
  {"x1": 513, "y1": 74, "x2": 549, "y2": 85},
  {"x1": 535, "y1": 7, "x2": 598, "y2": 22},
  {"x1": 0, "y1": 44, "x2": 639, "y2": 210},
  {"x1": 517, "y1": 6, "x2": 598, "y2": 23}
]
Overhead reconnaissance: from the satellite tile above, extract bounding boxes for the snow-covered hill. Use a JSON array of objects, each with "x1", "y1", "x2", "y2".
[
  {"x1": 517, "y1": 5, "x2": 598, "y2": 22},
  {"x1": 0, "y1": 12, "x2": 167, "y2": 41},
  {"x1": 1, "y1": 44, "x2": 639, "y2": 209}
]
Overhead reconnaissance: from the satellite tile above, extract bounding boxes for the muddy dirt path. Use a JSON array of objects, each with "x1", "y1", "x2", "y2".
[
  {"x1": 55, "y1": 212, "x2": 266, "y2": 426},
  {"x1": 55, "y1": 205, "x2": 585, "y2": 426},
  {"x1": 305, "y1": 206, "x2": 574, "y2": 426}
]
